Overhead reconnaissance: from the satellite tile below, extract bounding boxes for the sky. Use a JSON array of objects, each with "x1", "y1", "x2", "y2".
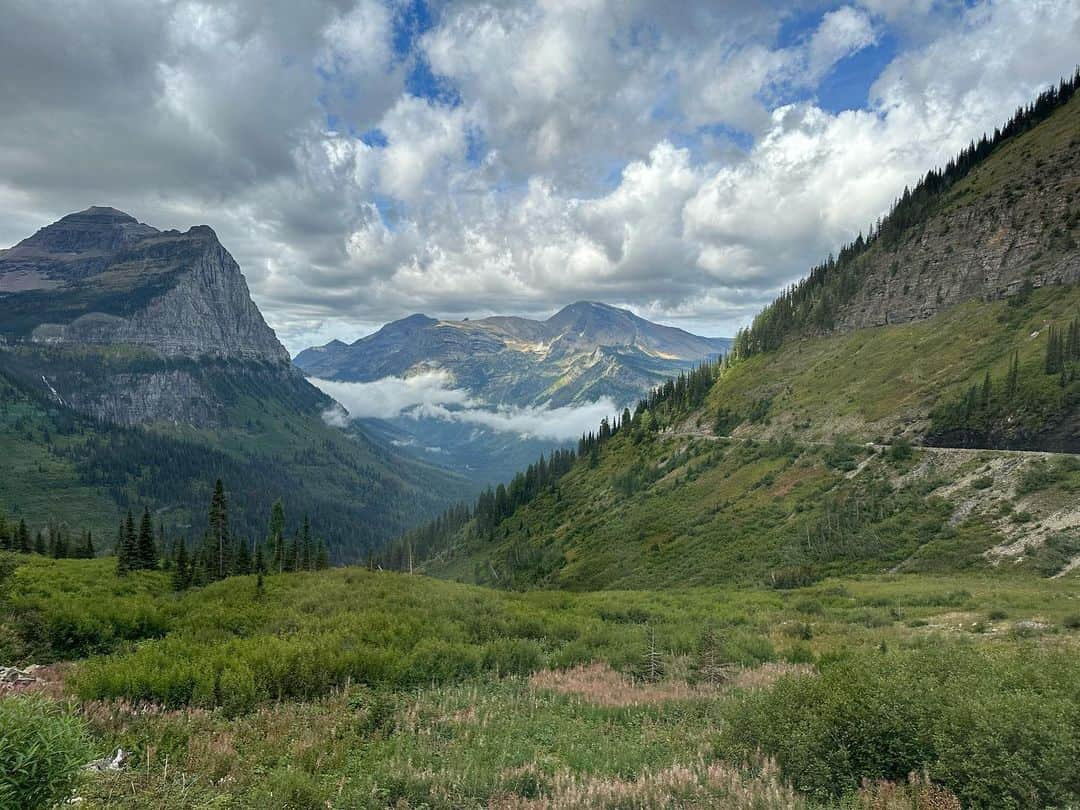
[{"x1": 1, "y1": 0, "x2": 1078, "y2": 356}]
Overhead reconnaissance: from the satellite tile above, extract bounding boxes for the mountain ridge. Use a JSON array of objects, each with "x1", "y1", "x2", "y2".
[{"x1": 295, "y1": 300, "x2": 730, "y2": 408}]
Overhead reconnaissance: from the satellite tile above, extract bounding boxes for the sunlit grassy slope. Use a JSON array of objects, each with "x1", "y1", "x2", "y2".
[{"x1": 707, "y1": 284, "x2": 1080, "y2": 445}]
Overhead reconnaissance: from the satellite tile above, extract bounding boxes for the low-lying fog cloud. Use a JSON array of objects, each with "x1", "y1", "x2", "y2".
[{"x1": 311, "y1": 373, "x2": 618, "y2": 442}]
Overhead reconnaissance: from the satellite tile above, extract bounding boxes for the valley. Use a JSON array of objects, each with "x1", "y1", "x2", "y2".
[
  {"x1": 1, "y1": 29, "x2": 1079, "y2": 810},
  {"x1": 295, "y1": 302, "x2": 731, "y2": 486}
]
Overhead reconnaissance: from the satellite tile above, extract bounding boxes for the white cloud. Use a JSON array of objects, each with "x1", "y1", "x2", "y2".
[
  {"x1": 418, "y1": 398, "x2": 620, "y2": 442},
  {"x1": 310, "y1": 373, "x2": 620, "y2": 441},
  {"x1": 1, "y1": 0, "x2": 1079, "y2": 354},
  {"x1": 806, "y1": 7, "x2": 877, "y2": 82},
  {"x1": 310, "y1": 371, "x2": 471, "y2": 420}
]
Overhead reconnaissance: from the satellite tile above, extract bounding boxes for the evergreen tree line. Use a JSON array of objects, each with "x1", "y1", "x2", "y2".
[
  {"x1": 167, "y1": 482, "x2": 330, "y2": 590},
  {"x1": 0, "y1": 363, "x2": 450, "y2": 563},
  {"x1": 931, "y1": 318, "x2": 1080, "y2": 447},
  {"x1": 732, "y1": 69, "x2": 1080, "y2": 360},
  {"x1": 1044, "y1": 316, "x2": 1080, "y2": 376},
  {"x1": 0, "y1": 511, "x2": 95, "y2": 559}
]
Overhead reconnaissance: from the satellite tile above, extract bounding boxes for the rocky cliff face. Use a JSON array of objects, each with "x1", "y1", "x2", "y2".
[
  {"x1": 28, "y1": 227, "x2": 289, "y2": 364},
  {"x1": 833, "y1": 96, "x2": 1080, "y2": 333},
  {"x1": 0, "y1": 207, "x2": 292, "y2": 426}
]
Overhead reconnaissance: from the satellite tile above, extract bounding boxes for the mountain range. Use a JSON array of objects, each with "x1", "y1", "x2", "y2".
[
  {"x1": 295, "y1": 301, "x2": 731, "y2": 408},
  {"x1": 295, "y1": 303, "x2": 730, "y2": 484},
  {"x1": 0, "y1": 207, "x2": 469, "y2": 558}
]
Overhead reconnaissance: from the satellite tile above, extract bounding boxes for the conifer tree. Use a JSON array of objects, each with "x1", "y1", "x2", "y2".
[
  {"x1": 52, "y1": 526, "x2": 69, "y2": 559},
  {"x1": 300, "y1": 516, "x2": 312, "y2": 571},
  {"x1": 1005, "y1": 351, "x2": 1020, "y2": 398},
  {"x1": 115, "y1": 520, "x2": 128, "y2": 573},
  {"x1": 268, "y1": 499, "x2": 285, "y2": 574},
  {"x1": 207, "y1": 479, "x2": 230, "y2": 580},
  {"x1": 253, "y1": 540, "x2": 265, "y2": 575},
  {"x1": 15, "y1": 519, "x2": 28, "y2": 553},
  {"x1": 235, "y1": 536, "x2": 251, "y2": 575},
  {"x1": 137, "y1": 508, "x2": 157, "y2": 570},
  {"x1": 81, "y1": 530, "x2": 95, "y2": 559},
  {"x1": 284, "y1": 529, "x2": 299, "y2": 573},
  {"x1": 172, "y1": 540, "x2": 190, "y2": 591}
]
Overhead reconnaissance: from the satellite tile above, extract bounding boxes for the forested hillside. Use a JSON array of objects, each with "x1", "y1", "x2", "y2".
[{"x1": 392, "y1": 79, "x2": 1080, "y2": 589}]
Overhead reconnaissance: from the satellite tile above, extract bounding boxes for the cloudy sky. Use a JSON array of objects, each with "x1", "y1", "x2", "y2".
[{"x1": 1, "y1": 0, "x2": 1078, "y2": 354}]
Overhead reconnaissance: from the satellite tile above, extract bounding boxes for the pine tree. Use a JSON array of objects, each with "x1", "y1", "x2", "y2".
[
  {"x1": 300, "y1": 516, "x2": 312, "y2": 571},
  {"x1": 52, "y1": 526, "x2": 69, "y2": 558},
  {"x1": 235, "y1": 536, "x2": 251, "y2": 575},
  {"x1": 1046, "y1": 325, "x2": 1064, "y2": 375},
  {"x1": 207, "y1": 479, "x2": 230, "y2": 580},
  {"x1": 137, "y1": 508, "x2": 157, "y2": 570},
  {"x1": 284, "y1": 530, "x2": 299, "y2": 573},
  {"x1": 315, "y1": 539, "x2": 329, "y2": 570},
  {"x1": 0, "y1": 513, "x2": 9, "y2": 552},
  {"x1": 1005, "y1": 351, "x2": 1020, "y2": 399},
  {"x1": 253, "y1": 540, "x2": 265, "y2": 574},
  {"x1": 268, "y1": 499, "x2": 286, "y2": 574},
  {"x1": 172, "y1": 540, "x2": 190, "y2": 591},
  {"x1": 82, "y1": 530, "x2": 95, "y2": 559},
  {"x1": 115, "y1": 520, "x2": 129, "y2": 574}
]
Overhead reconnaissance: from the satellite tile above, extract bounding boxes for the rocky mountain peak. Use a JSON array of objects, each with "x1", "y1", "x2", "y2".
[
  {"x1": 1, "y1": 207, "x2": 290, "y2": 367},
  {"x1": 15, "y1": 206, "x2": 158, "y2": 257}
]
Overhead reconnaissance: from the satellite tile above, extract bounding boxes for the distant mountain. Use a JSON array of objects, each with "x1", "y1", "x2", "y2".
[
  {"x1": 0, "y1": 207, "x2": 468, "y2": 558},
  {"x1": 295, "y1": 301, "x2": 731, "y2": 408},
  {"x1": 295, "y1": 302, "x2": 730, "y2": 486}
]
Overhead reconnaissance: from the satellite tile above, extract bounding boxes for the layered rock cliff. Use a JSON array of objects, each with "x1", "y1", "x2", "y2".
[
  {"x1": 833, "y1": 92, "x2": 1080, "y2": 333},
  {"x1": 0, "y1": 207, "x2": 291, "y2": 426}
]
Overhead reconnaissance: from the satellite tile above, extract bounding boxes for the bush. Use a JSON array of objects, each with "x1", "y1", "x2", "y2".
[
  {"x1": 719, "y1": 646, "x2": 1080, "y2": 808},
  {"x1": 765, "y1": 565, "x2": 820, "y2": 589},
  {"x1": 887, "y1": 438, "x2": 913, "y2": 462},
  {"x1": 0, "y1": 696, "x2": 93, "y2": 810}
]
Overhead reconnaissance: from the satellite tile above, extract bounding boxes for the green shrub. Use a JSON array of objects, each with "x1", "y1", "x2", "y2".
[
  {"x1": 887, "y1": 438, "x2": 913, "y2": 462},
  {"x1": 0, "y1": 696, "x2": 93, "y2": 810},
  {"x1": 766, "y1": 565, "x2": 820, "y2": 589},
  {"x1": 720, "y1": 645, "x2": 1080, "y2": 808}
]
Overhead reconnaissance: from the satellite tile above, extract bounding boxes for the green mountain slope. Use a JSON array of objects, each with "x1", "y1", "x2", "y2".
[
  {"x1": 398, "y1": 80, "x2": 1080, "y2": 589},
  {"x1": 0, "y1": 360, "x2": 471, "y2": 560}
]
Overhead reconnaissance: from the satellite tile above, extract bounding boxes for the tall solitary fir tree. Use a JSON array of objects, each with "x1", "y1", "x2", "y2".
[
  {"x1": 208, "y1": 479, "x2": 229, "y2": 580},
  {"x1": 137, "y1": 508, "x2": 157, "y2": 569}
]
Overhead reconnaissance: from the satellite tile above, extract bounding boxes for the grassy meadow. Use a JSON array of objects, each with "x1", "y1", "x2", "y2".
[{"x1": 3, "y1": 553, "x2": 1080, "y2": 808}]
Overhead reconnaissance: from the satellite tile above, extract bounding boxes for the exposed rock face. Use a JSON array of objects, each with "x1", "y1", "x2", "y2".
[
  {"x1": 832, "y1": 103, "x2": 1080, "y2": 333},
  {"x1": 0, "y1": 206, "x2": 157, "y2": 283},
  {"x1": 28, "y1": 226, "x2": 290, "y2": 364},
  {"x1": 0, "y1": 207, "x2": 292, "y2": 427},
  {"x1": 62, "y1": 368, "x2": 223, "y2": 427}
]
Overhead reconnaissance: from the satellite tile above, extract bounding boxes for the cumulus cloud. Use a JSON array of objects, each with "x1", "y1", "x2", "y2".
[
  {"x1": 310, "y1": 373, "x2": 619, "y2": 441},
  {"x1": 1, "y1": 0, "x2": 1078, "y2": 351}
]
